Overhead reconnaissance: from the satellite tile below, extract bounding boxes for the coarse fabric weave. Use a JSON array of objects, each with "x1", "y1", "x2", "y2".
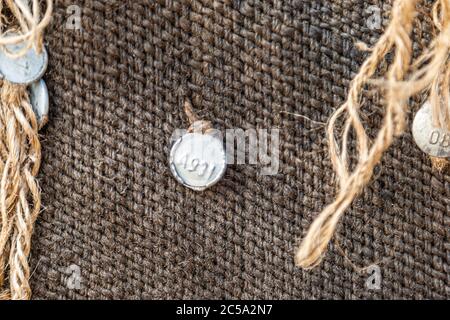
[{"x1": 30, "y1": 0, "x2": 449, "y2": 299}]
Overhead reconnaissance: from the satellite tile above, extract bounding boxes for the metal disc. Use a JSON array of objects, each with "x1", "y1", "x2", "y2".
[
  {"x1": 412, "y1": 102, "x2": 450, "y2": 158},
  {"x1": 28, "y1": 79, "x2": 49, "y2": 127},
  {"x1": 0, "y1": 39, "x2": 48, "y2": 84},
  {"x1": 169, "y1": 132, "x2": 226, "y2": 191}
]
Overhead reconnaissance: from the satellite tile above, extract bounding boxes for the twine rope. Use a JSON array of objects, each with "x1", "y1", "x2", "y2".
[
  {"x1": 0, "y1": 0, "x2": 52, "y2": 300},
  {"x1": 296, "y1": 0, "x2": 450, "y2": 269}
]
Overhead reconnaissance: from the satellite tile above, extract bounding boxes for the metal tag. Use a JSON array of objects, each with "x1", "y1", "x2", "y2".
[
  {"x1": 28, "y1": 79, "x2": 49, "y2": 127},
  {"x1": 412, "y1": 101, "x2": 450, "y2": 158},
  {"x1": 0, "y1": 39, "x2": 48, "y2": 84},
  {"x1": 170, "y1": 132, "x2": 226, "y2": 191}
]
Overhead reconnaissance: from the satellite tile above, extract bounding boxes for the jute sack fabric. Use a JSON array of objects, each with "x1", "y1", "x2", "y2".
[{"x1": 30, "y1": 0, "x2": 449, "y2": 299}]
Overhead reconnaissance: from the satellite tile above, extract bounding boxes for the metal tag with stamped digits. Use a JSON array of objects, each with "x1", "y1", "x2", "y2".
[
  {"x1": 412, "y1": 101, "x2": 450, "y2": 158},
  {"x1": 28, "y1": 79, "x2": 49, "y2": 128},
  {"x1": 0, "y1": 36, "x2": 48, "y2": 84},
  {"x1": 170, "y1": 132, "x2": 226, "y2": 191}
]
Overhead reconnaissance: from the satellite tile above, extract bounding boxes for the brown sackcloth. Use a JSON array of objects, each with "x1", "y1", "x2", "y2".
[{"x1": 30, "y1": 0, "x2": 449, "y2": 299}]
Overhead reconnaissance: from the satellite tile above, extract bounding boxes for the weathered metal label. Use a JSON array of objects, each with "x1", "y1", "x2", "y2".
[
  {"x1": 170, "y1": 132, "x2": 226, "y2": 191},
  {"x1": 29, "y1": 79, "x2": 49, "y2": 127},
  {"x1": 412, "y1": 102, "x2": 450, "y2": 158},
  {"x1": 0, "y1": 38, "x2": 48, "y2": 84}
]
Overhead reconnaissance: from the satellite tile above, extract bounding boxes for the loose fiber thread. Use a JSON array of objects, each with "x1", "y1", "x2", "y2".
[
  {"x1": 296, "y1": 0, "x2": 450, "y2": 269},
  {"x1": 0, "y1": 0, "x2": 52, "y2": 300},
  {"x1": 184, "y1": 100, "x2": 214, "y2": 134}
]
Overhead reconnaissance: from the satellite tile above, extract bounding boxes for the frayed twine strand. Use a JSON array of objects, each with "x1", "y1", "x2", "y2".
[{"x1": 296, "y1": 0, "x2": 450, "y2": 269}]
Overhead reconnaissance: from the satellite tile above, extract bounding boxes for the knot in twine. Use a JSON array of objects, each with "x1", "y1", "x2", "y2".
[
  {"x1": 296, "y1": 0, "x2": 450, "y2": 269},
  {"x1": 0, "y1": 0, "x2": 52, "y2": 300}
]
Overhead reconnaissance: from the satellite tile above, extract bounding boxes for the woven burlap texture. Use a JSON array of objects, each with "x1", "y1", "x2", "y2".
[{"x1": 30, "y1": 0, "x2": 449, "y2": 299}]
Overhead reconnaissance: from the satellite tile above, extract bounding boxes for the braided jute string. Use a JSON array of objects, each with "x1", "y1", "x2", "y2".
[
  {"x1": 296, "y1": 0, "x2": 450, "y2": 269},
  {"x1": 0, "y1": 0, "x2": 52, "y2": 300}
]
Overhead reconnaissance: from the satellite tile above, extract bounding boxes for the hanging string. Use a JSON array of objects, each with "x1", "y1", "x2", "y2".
[
  {"x1": 296, "y1": 0, "x2": 450, "y2": 269},
  {"x1": 0, "y1": 0, "x2": 52, "y2": 300}
]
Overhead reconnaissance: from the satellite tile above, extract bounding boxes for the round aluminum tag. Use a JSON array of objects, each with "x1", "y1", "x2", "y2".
[
  {"x1": 412, "y1": 102, "x2": 450, "y2": 158},
  {"x1": 0, "y1": 40, "x2": 48, "y2": 84},
  {"x1": 28, "y1": 79, "x2": 49, "y2": 127},
  {"x1": 170, "y1": 132, "x2": 226, "y2": 191}
]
